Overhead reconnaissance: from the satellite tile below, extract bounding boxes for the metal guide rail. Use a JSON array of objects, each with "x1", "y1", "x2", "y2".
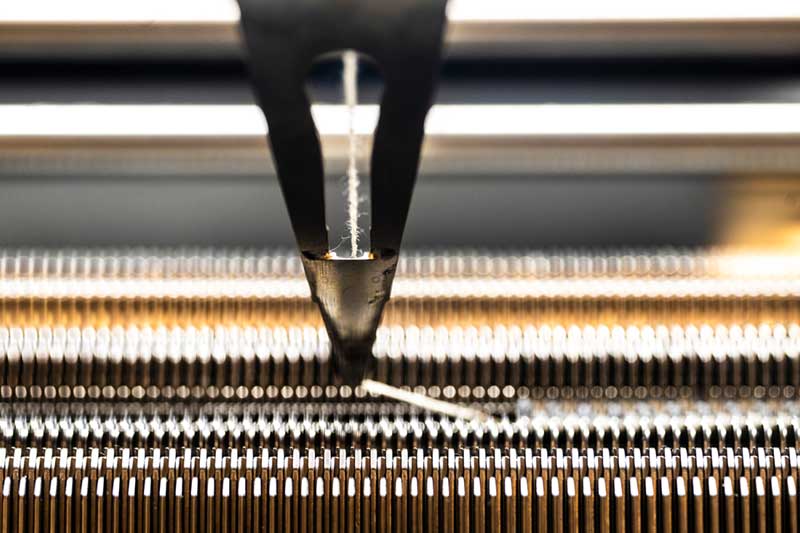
[
  {"x1": 5, "y1": 104, "x2": 800, "y2": 178},
  {"x1": 4, "y1": 0, "x2": 800, "y2": 60}
]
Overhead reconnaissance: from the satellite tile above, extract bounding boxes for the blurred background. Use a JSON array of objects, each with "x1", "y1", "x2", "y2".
[{"x1": 1, "y1": 0, "x2": 800, "y2": 250}]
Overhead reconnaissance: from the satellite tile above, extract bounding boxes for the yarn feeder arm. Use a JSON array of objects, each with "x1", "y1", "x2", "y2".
[{"x1": 235, "y1": 0, "x2": 450, "y2": 384}]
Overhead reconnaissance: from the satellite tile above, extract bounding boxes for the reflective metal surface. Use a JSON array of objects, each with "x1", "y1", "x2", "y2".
[
  {"x1": 301, "y1": 252, "x2": 398, "y2": 384},
  {"x1": 3, "y1": 0, "x2": 800, "y2": 59},
  {"x1": 5, "y1": 104, "x2": 800, "y2": 178}
]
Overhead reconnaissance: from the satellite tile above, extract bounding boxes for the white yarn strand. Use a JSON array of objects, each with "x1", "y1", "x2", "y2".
[{"x1": 343, "y1": 51, "x2": 361, "y2": 257}]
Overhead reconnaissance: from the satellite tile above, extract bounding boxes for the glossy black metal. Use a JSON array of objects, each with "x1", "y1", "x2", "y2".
[
  {"x1": 236, "y1": 0, "x2": 449, "y2": 382},
  {"x1": 236, "y1": 0, "x2": 449, "y2": 254}
]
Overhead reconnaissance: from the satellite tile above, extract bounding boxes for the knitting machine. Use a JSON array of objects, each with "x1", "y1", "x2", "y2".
[{"x1": 1, "y1": 1, "x2": 800, "y2": 531}]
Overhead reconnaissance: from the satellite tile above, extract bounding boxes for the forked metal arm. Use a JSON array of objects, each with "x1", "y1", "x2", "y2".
[
  {"x1": 236, "y1": 0, "x2": 448, "y2": 255},
  {"x1": 236, "y1": 0, "x2": 448, "y2": 383}
]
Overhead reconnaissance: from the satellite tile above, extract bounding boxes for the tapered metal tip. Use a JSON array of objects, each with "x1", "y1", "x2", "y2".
[{"x1": 301, "y1": 251, "x2": 398, "y2": 385}]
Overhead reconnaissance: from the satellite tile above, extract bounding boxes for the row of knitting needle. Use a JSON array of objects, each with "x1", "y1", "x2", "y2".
[
  {"x1": 0, "y1": 446, "x2": 797, "y2": 533},
  {"x1": 0, "y1": 249, "x2": 797, "y2": 329},
  {"x1": 3, "y1": 445, "x2": 798, "y2": 494},
  {"x1": 1, "y1": 400, "x2": 798, "y2": 451},
  {"x1": 5, "y1": 248, "x2": 798, "y2": 279},
  {"x1": 5, "y1": 298, "x2": 795, "y2": 331},
  {"x1": 0, "y1": 324, "x2": 798, "y2": 397}
]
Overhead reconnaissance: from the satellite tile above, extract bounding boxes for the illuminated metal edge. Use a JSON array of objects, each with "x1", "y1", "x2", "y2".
[
  {"x1": 3, "y1": 104, "x2": 800, "y2": 177},
  {"x1": 3, "y1": 0, "x2": 800, "y2": 59}
]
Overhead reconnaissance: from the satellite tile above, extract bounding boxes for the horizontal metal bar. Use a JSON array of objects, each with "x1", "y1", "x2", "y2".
[
  {"x1": 3, "y1": 103, "x2": 800, "y2": 177},
  {"x1": 3, "y1": 0, "x2": 800, "y2": 60}
]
